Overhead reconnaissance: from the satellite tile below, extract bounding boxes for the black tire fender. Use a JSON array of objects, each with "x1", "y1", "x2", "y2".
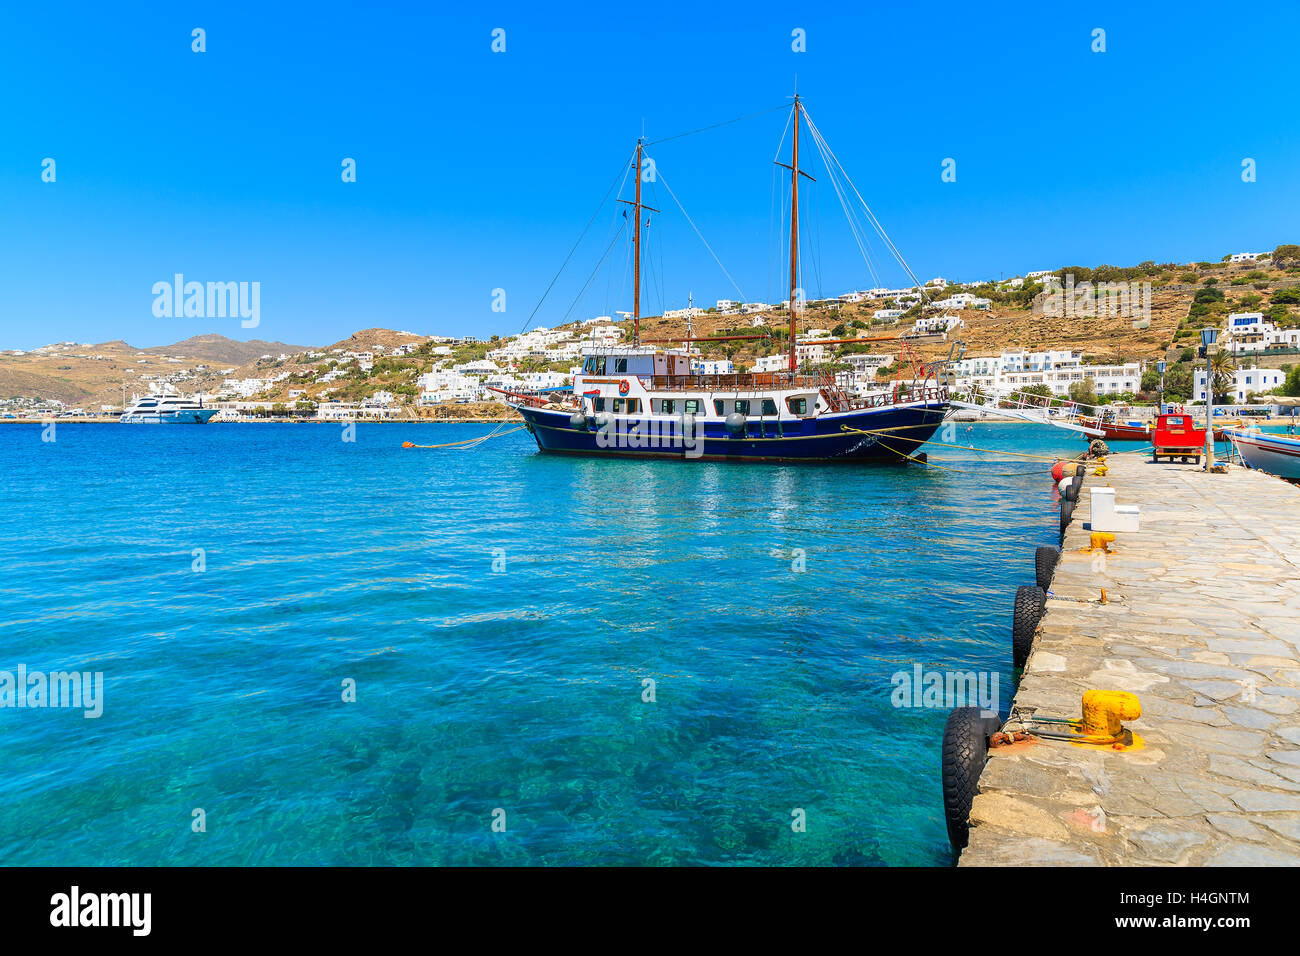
[
  {"x1": 941, "y1": 706, "x2": 1001, "y2": 853},
  {"x1": 1034, "y1": 545, "x2": 1059, "y2": 590},
  {"x1": 1012, "y1": 584, "x2": 1046, "y2": 669}
]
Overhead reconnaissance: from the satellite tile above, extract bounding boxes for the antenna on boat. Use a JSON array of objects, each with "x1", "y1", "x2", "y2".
[
  {"x1": 776, "y1": 93, "x2": 814, "y2": 373},
  {"x1": 618, "y1": 139, "x2": 659, "y2": 348}
]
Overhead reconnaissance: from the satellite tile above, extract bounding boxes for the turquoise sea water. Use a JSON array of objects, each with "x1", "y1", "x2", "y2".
[{"x1": 0, "y1": 422, "x2": 1080, "y2": 866}]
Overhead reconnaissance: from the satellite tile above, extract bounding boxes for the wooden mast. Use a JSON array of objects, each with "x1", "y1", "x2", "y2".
[
  {"x1": 618, "y1": 139, "x2": 657, "y2": 349},
  {"x1": 634, "y1": 140, "x2": 643, "y2": 347},
  {"x1": 775, "y1": 96, "x2": 812, "y2": 372},
  {"x1": 788, "y1": 96, "x2": 800, "y2": 373}
]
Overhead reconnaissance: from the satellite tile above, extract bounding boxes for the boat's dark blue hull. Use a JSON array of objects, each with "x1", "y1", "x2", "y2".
[{"x1": 517, "y1": 401, "x2": 948, "y2": 462}]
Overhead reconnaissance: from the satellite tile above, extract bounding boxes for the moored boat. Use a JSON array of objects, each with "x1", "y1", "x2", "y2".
[
  {"x1": 1224, "y1": 427, "x2": 1300, "y2": 481},
  {"x1": 1078, "y1": 413, "x2": 1151, "y2": 442},
  {"x1": 120, "y1": 387, "x2": 218, "y2": 424},
  {"x1": 508, "y1": 352, "x2": 948, "y2": 462},
  {"x1": 502, "y1": 94, "x2": 952, "y2": 463}
]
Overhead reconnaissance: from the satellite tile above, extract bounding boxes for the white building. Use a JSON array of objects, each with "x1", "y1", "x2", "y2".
[
  {"x1": 518, "y1": 371, "x2": 569, "y2": 389},
  {"x1": 1194, "y1": 366, "x2": 1283, "y2": 402},
  {"x1": 752, "y1": 354, "x2": 789, "y2": 372},
  {"x1": 692, "y1": 359, "x2": 734, "y2": 375},
  {"x1": 1229, "y1": 252, "x2": 1264, "y2": 263},
  {"x1": 914, "y1": 314, "x2": 964, "y2": 335},
  {"x1": 950, "y1": 348, "x2": 1141, "y2": 399},
  {"x1": 220, "y1": 377, "x2": 272, "y2": 398},
  {"x1": 1221, "y1": 312, "x2": 1300, "y2": 353},
  {"x1": 933, "y1": 292, "x2": 979, "y2": 309},
  {"x1": 873, "y1": 309, "x2": 905, "y2": 322}
]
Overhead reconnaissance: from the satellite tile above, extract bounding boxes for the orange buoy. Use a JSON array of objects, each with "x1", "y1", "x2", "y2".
[
  {"x1": 402, "y1": 441, "x2": 414, "y2": 448},
  {"x1": 1051, "y1": 460, "x2": 1066, "y2": 483}
]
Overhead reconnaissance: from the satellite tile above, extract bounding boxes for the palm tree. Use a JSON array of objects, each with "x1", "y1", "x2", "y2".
[{"x1": 1208, "y1": 350, "x2": 1237, "y2": 403}]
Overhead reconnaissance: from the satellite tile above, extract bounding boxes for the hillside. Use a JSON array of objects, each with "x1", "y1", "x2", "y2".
[
  {"x1": 4, "y1": 248, "x2": 1297, "y2": 411},
  {"x1": 137, "y1": 334, "x2": 309, "y2": 366}
]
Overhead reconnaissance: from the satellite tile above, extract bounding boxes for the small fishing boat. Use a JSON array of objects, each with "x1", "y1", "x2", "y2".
[
  {"x1": 1078, "y1": 408, "x2": 1151, "y2": 442},
  {"x1": 1223, "y1": 427, "x2": 1300, "y2": 481},
  {"x1": 120, "y1": 387, "x2": 218, "y2": 424}
]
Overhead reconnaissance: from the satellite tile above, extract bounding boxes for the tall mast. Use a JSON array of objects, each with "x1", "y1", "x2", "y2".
[
  {"x1": 634, "y1": 140, "x2": 643, "y2": 347},
  {"x1": 619, "y1": 139, "x2": 657, "y2": 349},
  {"x1": 775, "y1": 96, "x2": 812, "y2": 372},
  {"x1": 788, "y1": 97, "x2": 801, "y2": 373}
]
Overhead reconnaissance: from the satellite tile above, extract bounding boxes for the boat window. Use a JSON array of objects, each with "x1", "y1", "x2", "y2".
[
  {"x1": 627, "y1": 398, "x2": 640, "y2": 414},
  {"x1": 592, "y1": 397, "x2": 605, "y2": 412},
  {"x1": 684, "y1": 399, "x2": 701, "y2": 414},
  {"x1": 659, "y1": 399, "x2": 676, "y2": 414},
  {"x1": 614, "y1": 358, "x2": 628, "y2": 374},
  {"x1": 787, "y1": 397, "x2": 808, "y2": 415},
  {"x1": 734, "y1": 400, "x2": 750, "y2": 416},
  {"x1": 760, "y1": 399, "x2": 778, "y2": 416},
  {"x1": 713, "y1": 400, "x2": 725, "y2": 416},
  {"x1": 611, "y1": 398, "x2": 624, "y2": 413}
]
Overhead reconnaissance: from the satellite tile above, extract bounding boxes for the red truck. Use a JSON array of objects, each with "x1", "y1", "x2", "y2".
[{"x1": 1152, "y1": 413, "x2": 1206, "y2": 464}]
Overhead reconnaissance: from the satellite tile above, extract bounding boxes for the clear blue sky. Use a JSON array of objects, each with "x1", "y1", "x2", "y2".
[{"x1": 2, "y1": 1, "x2": 1297, "y2": 349}]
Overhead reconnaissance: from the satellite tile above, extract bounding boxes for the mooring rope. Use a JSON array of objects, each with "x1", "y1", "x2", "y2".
[{"x1": 402, "y1": 425, "x2": 527, "y2": 450}]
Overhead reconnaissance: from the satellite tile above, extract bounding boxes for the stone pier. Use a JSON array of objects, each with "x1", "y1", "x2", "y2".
[{"x1": 960, "y1": 452, "x2": 1300, "y2": 866}]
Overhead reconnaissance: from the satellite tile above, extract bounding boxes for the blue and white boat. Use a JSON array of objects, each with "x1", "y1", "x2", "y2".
[
  {"x1": 120, "y1": 387, "x2": 218, "y2": 424},
  {"x1": 502, "y1": 94, "x2": 952, "y2": 463},
  {"x1": 508, "y1": 349, "x2": 947, "y2": 462},
  {"x1": 1224, "y1": 427, "x2": 1300, "y2": 481}
]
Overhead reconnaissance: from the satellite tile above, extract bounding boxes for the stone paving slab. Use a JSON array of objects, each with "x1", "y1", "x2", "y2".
[{"x1": 960, "y1": 452, "x2": 1300, "y2": 866}]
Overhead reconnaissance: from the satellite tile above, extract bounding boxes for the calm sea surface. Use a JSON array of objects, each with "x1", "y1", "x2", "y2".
[{"x1": 0, "y1": 421, "x2": 1083, "y2": 865}]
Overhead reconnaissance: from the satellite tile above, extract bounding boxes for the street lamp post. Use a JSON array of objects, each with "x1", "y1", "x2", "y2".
[
  {"x1": 1156, "y1": 359, "x2": 1167, "y2": 413},
  {"x1": 1201, "y1": 328, "x2": 1218, "y2": 469}
]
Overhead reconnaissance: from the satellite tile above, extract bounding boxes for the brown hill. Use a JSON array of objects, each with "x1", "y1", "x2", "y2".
[{"x1": 138, "y1": 334, "x2": 309, "y2": 366}]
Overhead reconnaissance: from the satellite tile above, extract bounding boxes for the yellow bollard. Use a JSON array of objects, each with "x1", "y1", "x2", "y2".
[
  {"x1": 1080, "y1": 690, "x2": 1141, "y2": 738},
  {"x1": 1089, "y1": 531, "x2": 1116, "y2": 553}
]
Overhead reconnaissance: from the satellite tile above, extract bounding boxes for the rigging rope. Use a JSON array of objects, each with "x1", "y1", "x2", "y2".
[
  {"x1": 646, "y1": 103, "x2": 788, "y2": 147},
  {"x1": 803, "y1": 108, "x2": 930, "y2": 307},
  {"x1": 653, "y1": 168, "x2": 748, "y2": 303},
  {"x1": 519, "y1": 147, "x2": 636, "y2": 336}
]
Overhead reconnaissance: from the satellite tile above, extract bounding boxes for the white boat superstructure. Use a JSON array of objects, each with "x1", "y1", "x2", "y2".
[{"x1": 120, "y1": 387, "x2": 218, "y2": 424}]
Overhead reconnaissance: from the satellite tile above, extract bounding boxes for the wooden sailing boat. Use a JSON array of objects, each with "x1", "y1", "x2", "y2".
[{"x1": 501, "y1": 95, "x2": 951, "y2": 462}]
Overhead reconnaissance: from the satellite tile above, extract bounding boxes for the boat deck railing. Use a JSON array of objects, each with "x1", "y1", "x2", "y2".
[{"x1": 646, "y1": 372, "x2": 837, "y2": 392}]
